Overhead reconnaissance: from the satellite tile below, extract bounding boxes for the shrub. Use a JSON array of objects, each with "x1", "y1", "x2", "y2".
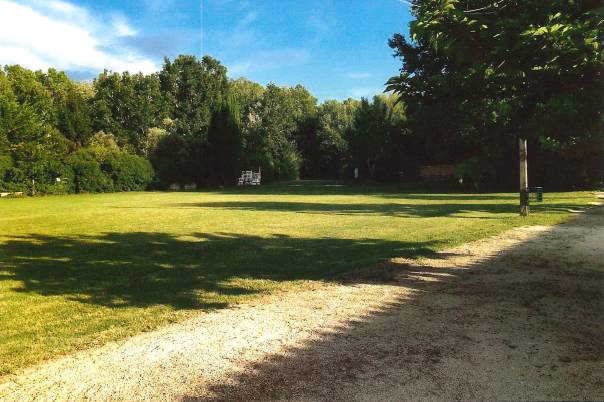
[
  {"x1": 66, "y1": 149, "x2": 113, "y2": 193},
  {"x1": 0, "y1": 155, "x2": 12, "y2": 190},
  {"x1": 150, "y1": 133, "x2": 190, "y2": 188},
  {"x1": 102, "y1": 151, "x2": 154, "y2": 191},
  {"x1": 42, "y1": 180, "x2": 72, "y2": 195},
  {"x1": 1, "y1": 166, "x2": 29, "y2": 192}
]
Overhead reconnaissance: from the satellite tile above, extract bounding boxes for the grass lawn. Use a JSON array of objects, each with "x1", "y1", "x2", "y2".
[{"x1": 0, "y1": 181, "x2": 597, "y2": 376}]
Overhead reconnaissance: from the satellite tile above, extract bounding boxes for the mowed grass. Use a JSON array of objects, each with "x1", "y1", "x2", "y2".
[{"x1": 0, "y1": 181, "x2": 597, "y2": 376}]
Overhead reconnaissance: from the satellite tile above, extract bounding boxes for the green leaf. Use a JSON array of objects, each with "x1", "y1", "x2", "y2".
[
  {"x1": 549, "y1": 12, "x2": 562, "y2": 21},
  {"x1": 533, "y1": 27, "x2": 548, "y2": 36}
]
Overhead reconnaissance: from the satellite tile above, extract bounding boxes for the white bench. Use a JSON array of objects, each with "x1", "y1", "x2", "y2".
[{"x1": 237, "y1": 170, "x2": 261, "y2": 186}]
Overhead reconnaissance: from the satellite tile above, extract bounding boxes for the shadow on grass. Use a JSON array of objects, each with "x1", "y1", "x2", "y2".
[
  {"x1": 215, "y1": 180, "x2": 520, "y2": 200},
  {"x1": 0, "y1": 232, "x2": 439, "y2": 309},
  {"x1": 183, "y1": 207, "x2": 604, "y2": 401},
  {"x1": 162, "y1": 201, "x2": 579, "y2": 219}
]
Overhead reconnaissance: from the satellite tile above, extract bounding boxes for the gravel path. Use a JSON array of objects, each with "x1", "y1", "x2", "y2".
[
  {"x1": 1, "y1": 203, "x2": 603, "y2": 401},
  {"x1": 0, "y1": 284, "x2": 405, "y2": 401}
]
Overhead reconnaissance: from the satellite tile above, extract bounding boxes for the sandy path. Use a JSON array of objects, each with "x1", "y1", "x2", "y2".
[
  {"x1": 1, "y1": 204, "x2": 603, "y2": 401},
  {"x1": 0, "y1": 284, "x2": 406, "y2": 401}
]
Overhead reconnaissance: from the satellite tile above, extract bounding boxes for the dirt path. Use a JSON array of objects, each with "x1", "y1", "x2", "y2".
[{"x1": 1, "y1": 204, "x2": 603, "y2": 401}]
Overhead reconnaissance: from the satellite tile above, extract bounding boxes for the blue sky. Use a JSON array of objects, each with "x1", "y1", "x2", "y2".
[{"x1": 0, "y1": 0, "x2": 412, "y2": 101}]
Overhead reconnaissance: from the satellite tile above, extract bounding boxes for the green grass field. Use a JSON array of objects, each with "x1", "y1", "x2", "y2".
[{"x1": 0, "y1": 181, "x2": 597, "y2": 376}]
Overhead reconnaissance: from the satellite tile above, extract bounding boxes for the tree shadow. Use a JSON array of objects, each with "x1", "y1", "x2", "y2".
[
  {"x1": 182, "y1": 208, "x2": 604, "y2": 401},
  {"x1": 215, "y1": 180, "x2": 519, "y2": 200},
  {"x1": 0, "y1": 232, "x2": 440, "y2": 309},
  {"x1": 164, "y1": 200, "x2": 579, "y2": 219}
]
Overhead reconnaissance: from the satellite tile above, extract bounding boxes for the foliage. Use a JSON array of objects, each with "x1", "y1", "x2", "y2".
[
  {"x1": 206, "y1": 93, "x2": 243, "y2": 185},
  {"x1": 92, "y1": 71, "x2": 166, "y2": 154},
  {"x1": 149, "y1": 133, "x2": 190, "y2": 187},
  {"x1": 41, "y1": 69, "x2": 93, "y2": 147},
  {"x1": 387, "y1": 0, "x2": 604, "y2": 189},
  {"x1": 2, "y1": 33, "x2": 601, "y2": 193},
  {"x1": 349, "y1": 95, "x2": 406, "y2": 180},
  {"x1": 241, "y1": 84, "x2": 316, "y2": 181},
  {"x1": 90, "y1": 131, "x2": 121, "y2": 152},
  {"x1": 66, "y1": 149, "x2": 113, "y2": 193},
  {"x1": 101, "y1": 152, "x2": 154, "y2": 192},
  {"x1": 65, "y1": 147, "x2": 153, "y2": 193},
  {"x1": 160, "y1": 55, "x2": 228, "y2": 141},
  {"x1": 0, "y1": 66, "x2": 70, "y2": 194},
  {"x1": 313, "y1": 99, "x2": 358, "y2": 178},
  {"x1": 230, "y1": 77, "x2": 265, "y2": 111}
]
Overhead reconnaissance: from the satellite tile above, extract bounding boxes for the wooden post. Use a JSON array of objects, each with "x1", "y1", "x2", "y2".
[{"x1": 519, "y1": 137, "x2": 529, "y2": 216}]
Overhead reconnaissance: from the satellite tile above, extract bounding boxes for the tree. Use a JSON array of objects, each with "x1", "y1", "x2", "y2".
[
  {"x1": 230, "y1": 78, "x2": 265, "y2": 111},
  {"x1": 206, "y1": 93, "x2": 243, "y2": 185},
  {"x1": 349, "y1": 95, "x2": 405, "y2": 180},
  {"x1": 1, "y1": 66, "x2": 69, "y2": 193},
  {"x1": 159, "y1": 55, "x2": 229, "y2": 183},
  {"x1": 92, "y1": 71, "x2": 166, "y2": 154},
  {"x1": 39, "y1": 69, "x2": 94, "y2": 148},
  {"x1": 59, "y1": 86, "x2": 93, "y2": 147},
  {"x1": 160, "y1": 55, "x2": 228, "y2": 140},
  {"x1": 289, "y1": 85, "x2": 319, "y2": 178},
  {"x1": 388, "y1": 0, "x2": 603, "y2": 215},
  {"x1": 242, "y1": 84, "x2": 310, "y2": 181},
  {"x1": 315, "y1": 99, "x2": 359, "y2": 178}
]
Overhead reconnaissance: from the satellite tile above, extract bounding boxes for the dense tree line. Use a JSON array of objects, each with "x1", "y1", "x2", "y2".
[
  {"x1": 1, "y1": 9, "x2": 602, "y2": 196},
  {"x1": 0, "y1": 65, "x2": 154, "y2": 194},
  {"x1": 0, "y1": 57, "x2": 408, "y2": 194}
]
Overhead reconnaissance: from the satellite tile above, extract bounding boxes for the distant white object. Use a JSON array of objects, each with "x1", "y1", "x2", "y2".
[
  {"x1": 354, "y1": 168, "x2": 359, "y2": 180},
  {"x1": 56, "y1": 177, "x2": 61, "y2": 183},
  {"x1": 237, "y1": 168, "x2": 261, "y2": 186}
]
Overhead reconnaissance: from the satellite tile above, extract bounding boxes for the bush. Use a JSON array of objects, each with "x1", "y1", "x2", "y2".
[
  {"x1": 1, "y1": 166, "x2": 29, "y2": 192},
  {"x1": 0, "y1": 157, "x2": 30, "y2": 193},
  {"x1": 42, "y1": 180, "x2": 72, "y2": 195},
  {"x1": 101, "y1": 151, "x2": 154, "y2": 191},
  {"x1": 66, "y1": 149, "x2": 113, "y2": 193},
  {"x1": 150, "y1": 133, "x2": 190, "y2": 188},
  {"x1": 0, "y1": 155, "x2": 12, "y2": 190}
]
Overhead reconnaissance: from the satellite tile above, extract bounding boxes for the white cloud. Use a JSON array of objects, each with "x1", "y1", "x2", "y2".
[
  {"x1": 112, "y1": 14, "x2": 138, "y2": 38},
  {"x1": 0, "y1": 0, "x2": 157, "y2": 74},
  {"x1": 345, "y1": 72, "x2": 373, "y2": 79}
]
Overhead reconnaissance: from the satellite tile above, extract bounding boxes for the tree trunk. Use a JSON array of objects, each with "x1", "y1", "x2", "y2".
[{"x1": 519, "y1": 137, "x2": 529, "y2": 216}]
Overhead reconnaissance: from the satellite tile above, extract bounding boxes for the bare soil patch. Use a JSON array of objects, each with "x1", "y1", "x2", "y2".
[{"x1": 1, "y1": 204, "x2": 603, "y2": 401}]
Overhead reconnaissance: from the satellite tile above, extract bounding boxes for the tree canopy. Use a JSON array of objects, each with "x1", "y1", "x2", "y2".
[
  {"x1": 1, "y1": 22, "x2": 602, "y2": 196},
  {"x1": 387, "y1": 0, "x2": 603, "y2": 190}
]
